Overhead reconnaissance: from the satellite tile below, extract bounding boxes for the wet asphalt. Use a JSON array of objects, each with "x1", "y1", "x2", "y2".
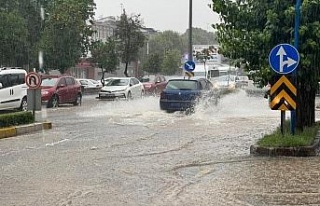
[{"x1": 1, "y1": 90, "x2": 320, "y2": 206}]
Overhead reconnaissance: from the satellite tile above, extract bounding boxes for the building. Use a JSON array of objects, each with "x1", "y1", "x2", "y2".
[
  {"x1": 92, "y1": 16, "x2": 117, "y2": 43},
  {"x1": 69, "y1": 16, "x2": 158, "y2": 80}
]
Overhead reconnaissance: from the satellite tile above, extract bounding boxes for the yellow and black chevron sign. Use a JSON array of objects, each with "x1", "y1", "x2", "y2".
[
  {"x1": 269, "y1": 75, "x2": 296, "y2": 110},
  {"x1": 185, "y1": 71, "x2": 194, "y2": 78}
]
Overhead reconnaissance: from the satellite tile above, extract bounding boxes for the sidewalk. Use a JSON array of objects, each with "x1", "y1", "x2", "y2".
[{"x1": 0, "y1": 122, "x2": 52, "y2": 139}]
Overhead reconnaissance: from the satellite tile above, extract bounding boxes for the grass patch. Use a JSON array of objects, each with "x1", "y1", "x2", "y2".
[{"x1": 257, "y1": 121, "x2": 320, "y2": 147}]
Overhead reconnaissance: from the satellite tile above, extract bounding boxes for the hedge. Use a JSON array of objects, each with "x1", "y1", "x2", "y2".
[{"x1": 0, "y1": 112, "x2": 34, "y2": 128}]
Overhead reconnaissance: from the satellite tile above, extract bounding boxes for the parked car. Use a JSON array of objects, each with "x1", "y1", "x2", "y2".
[
  {"x1": 211, "y1": 75, "x2": 237, "y2": 91},
  {"x1": 41, "y1": 76, "x2": 82, "y2": 108},
  {"x1": 100, "y1": 77, "x2": 114, "y2": 86},
  {"x1": 0, "y1": 67, "x2": 28, "y2": 111},
  {"x1": 142, "y1": 75, "x2": 167, "y2": 96},
  {"x1": 98, "y1": 77, "x2": 144, "y2": 100},
  {"x1": 235, "y1": 75, "x2": 252, "y2": 88},
  {"x1": 160, "y1": 78, "x2": 218, "y2": 112},
  {"x1": 77, "y1": 78, "x2": 102, "y2": 89}
]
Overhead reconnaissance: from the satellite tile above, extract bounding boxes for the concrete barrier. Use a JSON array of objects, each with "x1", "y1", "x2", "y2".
[
  {"x1": 0, "y1": 127, "x2": 17, "y2": 139},
  {"x1": 0, "y1": 122, "x2": 52, "y2": 139}
]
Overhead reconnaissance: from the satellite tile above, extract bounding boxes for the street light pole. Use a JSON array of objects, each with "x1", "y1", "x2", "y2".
[
  {"x1": 291, "y1": 0, "x2": 302, "y2": 135},
  {"x1": 188, "y1": 0, "x2": 193, "y2": 61}
]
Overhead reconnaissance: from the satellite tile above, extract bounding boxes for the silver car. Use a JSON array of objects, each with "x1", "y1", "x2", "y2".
[{"x1": 98, "y1": 77, "x2": 144, "y2": 100}]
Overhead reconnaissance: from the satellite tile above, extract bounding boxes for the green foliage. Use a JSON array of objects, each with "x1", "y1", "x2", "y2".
[
  {"x1": 162, "y1": 49, "x2": 181, "y2": 75},
  {"x1": 90, "y1": 38, "x2": 119, "y2": 74},
  {"x1": 0, "y1": 11, "x2": 28, "y2": 66},
  {"x1": 115, "y1": 10, "x2": 146, "y2": 77},
  {"x1": 40, "y1": 0, "x2": 96, "y2": 73},
  {"x1": 210, "y1": 0, "x2": 320, "y2": 127},
  {"x1": 143, "y1": 53, "x2": 162, "y2": 74},
  {"x1": 0, "y1": 112, "x2": 34, "y2": 128},
  {"x1": 181, "y1": 28, "x2": 218, "y2": 46},
  {"x1": 0, "y1": 0, "x2": 95, "y2": 72},
  {"x1": 139, "y1": 28, "x2": 218, "y2": 75},
  {"x1": 258, "y1": 121, "x2": 319, "y2": 147}
]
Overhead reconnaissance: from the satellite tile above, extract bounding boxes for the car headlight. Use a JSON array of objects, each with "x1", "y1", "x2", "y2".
[
  {"x1": 41, "y1": 90, "x2": 49, "y2": 95},
  {"x1": 144, "y1": 85, "x2": 152, "y2": 88},
  {"x1": 213, "y1": 83, "x2": 220, "y2": 89}
]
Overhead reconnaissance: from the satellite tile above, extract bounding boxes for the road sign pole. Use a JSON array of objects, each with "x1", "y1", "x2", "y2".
[
  {"x1": 281, "y1": 111, "x2": 285, "y2": 136},
  {"x1": 291, "y1": 0, "x2": 302, "y2": 135},
  {"x1": 188, "y1": 0, "x2": 192, "y2": 62}
]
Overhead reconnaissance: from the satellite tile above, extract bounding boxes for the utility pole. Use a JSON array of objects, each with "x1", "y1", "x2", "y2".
[
  {"x1": 188, "y1": 0, "x2": 193, "y2": 62},
  {"x1": 291, "y1": 0, "x2": 302, "y2": 135}
]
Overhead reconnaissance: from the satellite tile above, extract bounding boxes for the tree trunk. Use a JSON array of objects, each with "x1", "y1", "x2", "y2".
[
  {"x1": 296, "y1": 78, "x2": 316, "y2": 130},
  {"x1": 124, "y1": 61, "x2": 129, "y2": 77}
]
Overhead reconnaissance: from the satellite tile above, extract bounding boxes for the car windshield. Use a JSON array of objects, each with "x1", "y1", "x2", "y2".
[
  {"x1": 166, "y1": 80, "x2": 198, "y2": 90},
  {"x1": 89, "y1": 79, "x2": 99, "y2": 84},
  {"x1": 41, "y1": 78, "x2": 57, "y2": 87},
  {"x1": 106, "y1": 79, "x2": 129, "y2": 86}
]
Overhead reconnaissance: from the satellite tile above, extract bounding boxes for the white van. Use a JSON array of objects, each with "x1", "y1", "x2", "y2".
[{"x1": 0, "y1": 67, "x2": 28, "y2": 111}]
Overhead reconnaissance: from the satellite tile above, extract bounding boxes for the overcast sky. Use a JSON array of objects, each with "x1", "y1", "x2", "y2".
[{"x1": 94, "y1": 0, "x2": 220, "y2": 34}]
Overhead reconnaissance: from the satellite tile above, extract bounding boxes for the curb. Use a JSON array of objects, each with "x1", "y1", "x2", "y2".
[
  {"x1": 0, "y1": 122, "x2": 52, "y2": 140},
  {"x1": 250, "y1": 132, "x2": 320, "y2": 157}
]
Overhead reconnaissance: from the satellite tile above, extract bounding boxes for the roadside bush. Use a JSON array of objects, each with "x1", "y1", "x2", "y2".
[
  {"x1": 258, "y1": 121, "x2": 320, "y2": 147},
  {"x1": 0, "y1": 112, "x2": 34, "y2": 128}
]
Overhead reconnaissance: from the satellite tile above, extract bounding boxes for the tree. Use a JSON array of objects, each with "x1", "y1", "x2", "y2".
[
  {"x1": 40, "y1": 0, "x2": 95, "y2": 73},
  {"x1": 162, "y1": 49, "x2": 181, "y2": 75},
  {"x1": 0, "y1": 11, "x2": 28, "y2": 66},
  {"x1": 210, "y1": 0, "x2": 320, "y2": 129},
  {"x1": 90, "y1": 38, "x2": 119, "y2": 80},
  {"x1": 194, "y1": 46, "x2": 217, "y2": 78},
  {"x1": 182, "y1": 27, "x2": 218, "y2": 46},
  {"x1": 142, "y1": 53, "x2": 162, "y2": 74},
  {"x1": 115, "y1": 10, "x2": 146, "y2": 77}
]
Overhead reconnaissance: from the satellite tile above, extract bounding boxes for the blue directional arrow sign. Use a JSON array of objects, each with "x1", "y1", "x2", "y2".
[
  {"x1": 269, "y1": 43, "x2": 300, "y2": 74},
  {"x1": 184, "y1": 60, "x2": 196, "y2": 72}
]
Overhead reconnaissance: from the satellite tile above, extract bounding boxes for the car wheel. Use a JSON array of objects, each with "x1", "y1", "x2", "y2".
[
  {"x1": 126, "y1": 91, "x2": 132, "y2": 100},
  {"x1": 19, "y1": 97, "x2": 28, "y2": 111},
  {"x1": 73, "y1": 93, "x2": 82, "y2": 106},
  {"x1": 48, "y1": 95, "x2": 59, "y2": 108},
  {"x1": 185, "y1": 106, "x2": 195, "y2": 115}
]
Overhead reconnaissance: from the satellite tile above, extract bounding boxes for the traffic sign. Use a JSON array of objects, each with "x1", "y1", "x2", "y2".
[
  {"x1": 184, "y1": 60, "x2": 195, "y2": 72},
  {"x1": 26, "y1": 72, "x2": 41, "y2": 89},
  {"x1": 269, "y1": 43, "x2": 300, "y2": 74},
  {"x1": 185, "y1": 71, "x2": 194, "y2": 78},
  {"x1": 269, "y1": 75, "x2": 297, "y2": 111}
]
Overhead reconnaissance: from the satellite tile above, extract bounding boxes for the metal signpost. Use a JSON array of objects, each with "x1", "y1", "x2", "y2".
[
  {"x1": 292, "y1": 0, "x2": 302, "y2": 135},
  {"x1": 269, "y1": 44, "x2": 300, "y2": 135},
  {"x1": 25, "y1": 72, "x2": 42, "y2": 117},
  {"x1": 184, "y1": 60, "x2": 195, "y2": 79}
]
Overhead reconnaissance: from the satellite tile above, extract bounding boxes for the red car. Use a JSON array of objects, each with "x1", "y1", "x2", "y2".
[
  {"x1": 142, "y1": 75, "x2": 167, "y2": 96},
  {"x1": 41, "y1": 76, "x2": 82, "y2": 108}
]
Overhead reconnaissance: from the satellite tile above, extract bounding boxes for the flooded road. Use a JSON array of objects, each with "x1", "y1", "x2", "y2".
[{"x1": 1, "y1": 90, "x2": 320, "y2": 205}]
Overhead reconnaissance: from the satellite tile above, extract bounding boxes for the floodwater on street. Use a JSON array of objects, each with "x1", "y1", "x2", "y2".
[{"x1": 1, "y1": 89, "x2": 320, "y2": 206}]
